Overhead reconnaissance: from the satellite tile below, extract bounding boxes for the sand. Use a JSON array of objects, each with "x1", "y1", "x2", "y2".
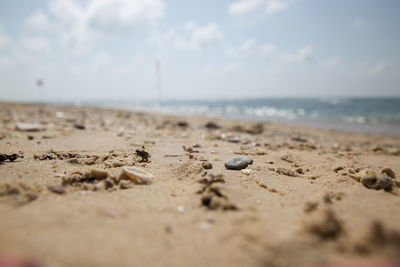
[{"x1": 0, "y1": 102, "x2": 399, "y2": 267}]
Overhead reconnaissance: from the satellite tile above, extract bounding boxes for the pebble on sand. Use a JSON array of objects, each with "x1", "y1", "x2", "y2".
[
  {"x1": 225, "y1": 156, "x2": 253, "y2": 170},
  {"x1": 202, "y1": 162, "x2": 213, "y2": 170},
  {"x1": 361, "y1": 174, "x2": 393, "y2": 191}
]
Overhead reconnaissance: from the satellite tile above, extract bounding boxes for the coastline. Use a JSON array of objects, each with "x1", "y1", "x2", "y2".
[{"x1": 1, "y1": 102, "x2": 400, "y2": 267}]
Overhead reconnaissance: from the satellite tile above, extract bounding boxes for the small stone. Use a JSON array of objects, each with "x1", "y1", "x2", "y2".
[
  {"x1": 227, "y1": 138, "x2": 240, "y2": 143},
  {"x1": 225, "y1": 156, "x2": 253, "y2": 170},
  {"x1": 204, "y1": 122, "x2": 220, "y2": 129},
  {"x1": 119, "y1": 180, "x2": 133, "y2": 189},
  {"x1": 276, "y1": 168, "x2": 296, "y2": 177},
  {"x1": 73, "y1": 124, "x2": 85, "y2": 130},
  {"x1": 334, "y1": 166, "x2": 344, "y2": 173},
  {"x1": 177, "y1": 121, "x2": 188, "y2": 127},
  {"x1": 202, "y1": 162, "x2": 213, "y2": 170},
  {"x1": 291, "y1": 135, "x2": 307, "y2": 142},
  {"x1": 361, "y1": 175, "x2": 393, "y2": 191},
  {"x1": 84, "y1": 169, "x2": 108, "y2": 179},
  {"x1": 27, "y1": 135, "x2": 34, "y2": 140},
  {"x1": 281, "y1": 153, "x2": 294, "y2": 163},
  {"x1": 48, "y1": 185, "x2": 66, "y2": 194}
]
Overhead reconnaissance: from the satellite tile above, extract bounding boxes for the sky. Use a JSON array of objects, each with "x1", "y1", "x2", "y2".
[{"x1": 0, "y1": 0, "x2": 399, "y2": 101}]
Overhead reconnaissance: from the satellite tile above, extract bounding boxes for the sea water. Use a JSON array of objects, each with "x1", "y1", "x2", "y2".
[{"x1": 65, "y1": 97, "x2": 400, "y2": 136}]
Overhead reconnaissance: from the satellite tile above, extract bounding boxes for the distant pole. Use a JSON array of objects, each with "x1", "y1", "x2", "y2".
[
  {"x1": 155, "y1": 60, "x2": 162, "y2": 104},
  {"x1": 36, "y1": 79, "x2": 44, "y2": 102}
]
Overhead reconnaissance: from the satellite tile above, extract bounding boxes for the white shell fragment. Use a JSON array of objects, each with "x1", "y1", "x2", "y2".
[
  {"x1": 16, "y1": 122, "x2": 44, "y2": 132},
  {"x1": 241, "y1": 169, "x2": 252, "y2": 175},
  {"x1": 121, "y1": 166, "x2": 153, "y2": 184}
]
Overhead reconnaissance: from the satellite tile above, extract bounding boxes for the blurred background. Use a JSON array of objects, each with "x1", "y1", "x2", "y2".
[{"x1": 0, "y1": 0, "x2": 399, "y2": 134}]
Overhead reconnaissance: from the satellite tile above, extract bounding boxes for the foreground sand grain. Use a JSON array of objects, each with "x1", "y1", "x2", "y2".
[{"x1": 0, "y1": 102, "x2": 399, "y2": 267}]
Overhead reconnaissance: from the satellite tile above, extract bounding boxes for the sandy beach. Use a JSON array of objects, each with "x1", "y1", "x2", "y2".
[{"x1": 0, "y1": 101, "x2": 399, "y2": 267}]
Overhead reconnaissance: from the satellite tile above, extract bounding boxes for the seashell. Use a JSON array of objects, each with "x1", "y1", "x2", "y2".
[{"x1": 121, "y1": 166, "x2": 153, "y2": 184}]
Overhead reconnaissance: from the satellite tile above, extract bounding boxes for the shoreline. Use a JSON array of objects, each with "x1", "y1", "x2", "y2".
[
  {"x1": 3, "y1": 100, "x2": 399, "y2": 138},
  {"x1": 0, "y1": 102, "x2": 400, "y2": 266}
]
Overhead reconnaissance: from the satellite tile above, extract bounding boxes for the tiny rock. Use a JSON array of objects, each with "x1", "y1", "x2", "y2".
[
  {"x1": 225, "y1": 156, "x2": 253, "y2": 170},
  {"x1": 202, "y1": 162, "x2": 213, "y2": 170}
]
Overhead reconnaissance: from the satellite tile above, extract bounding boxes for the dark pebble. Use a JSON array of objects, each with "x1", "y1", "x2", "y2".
[
  {"x1": 361, "y1": 175, "x2": 393, "y2": 191},
  {"x1": 74, "y1": 124, "x2": 85, "y2": 130},
  {"x1": 48, "y1": 186, "x2": 66, "y2": 194},
  {"x1": 202, "y1": 162, "x2": 213, "y2": 170},
  {"x1": 225, "y1": 156, "x2": 253, "y2": 170},
  {"x1": 204, "y1": 122, "x2": 220, "y2": 129}
]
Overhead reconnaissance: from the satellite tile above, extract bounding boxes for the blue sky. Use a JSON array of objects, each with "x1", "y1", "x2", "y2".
[{"x1": 0, "y1": 0, "x2": 399, "y2": 101}]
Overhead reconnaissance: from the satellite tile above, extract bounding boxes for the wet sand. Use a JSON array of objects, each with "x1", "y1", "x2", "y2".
[{"x1": 0, "y1": 102, "x2": 400, "y2": 267}]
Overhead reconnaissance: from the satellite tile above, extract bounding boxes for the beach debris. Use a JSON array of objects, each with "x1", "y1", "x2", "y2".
[
  {"x1": 196, "y1": 173, "x2": 237, "y2": 211},
  {"x1": 225, "y1": 156, "x2": 253, "y2": 170},
  {"x1": 0, "y1": 153, "x2": 23, "y2": 162},
  {"x1": 73, "y1": 124, "x2": 85, "y2": 130},
  {"x1": 135, "y1": 149, "x2": 150, "y2": 163},
  {"x1": 0, "y1": 182, "x2": 39, "y2": 206},
  {"x1": 281, "y1": 153, "x2": 294, "y2": 163},
  {"x1": 120, "y1": 166, "x2": 153, "y2": 184},
  {"x1": 200, "y1": 193, "x2": 237, "y2": 211},
  {"x1": 33, "y1": 151, "x2": 83, "y2": 161},
  {"x1": 48, "y1": 185, "x2": 66, "y2": 195},
  {"x1": 231, "y1": 123, "x2": 263, "y2": 135},
  {"x1": 333, "y1": 166, "x2": 344, "y2": 173},
  {"x1": 353, "y1": 220, "x2": 400, "y2": 256},
  {"x1": 355, "y1": 169, "x2": 393, "y2": 191},
  {"x1": 304, "y1": 201, "x2": 318, "y2": 213},
  {"x1": 227, "y1": 138, "x2": 240, "y2": 143},
  {"x1": 182, "y1": 145, "x2": 199, "y2": 153},
  {"x1": 291, "y1": 135, "x2": 308, "y2": 142},
  {"x1": 62, "y1": 170, "x2": 108, "y2": 185},
  {"x1": 308, "y1": 209, "x2": 344, "y2": 240},
  {"x1": 202, "y1": 162, "x2": 213, "y2": 170},
  {"x1": 381, "y1": 168, "x2": 396, "y2": 179},
  {"x1": 361, "y1": 175, "x2": 393, "y2": 191},
  {"x1": 276, "y1": 167, "x2": 297, "y2": 177},
  {"x1": 204, "y1": 121, "x2": 220, "y2": 129},
  {"x1": 241, "y1": 169, "x2": 252, "y2": 175},
  {"x1": 84, "y1": 169, "x2": 108, "y2": 180},
  {"x1": 177, "y1": 121, "x2": 188, "y2": 127},
  {"x1": 27, "y1": 135, "x2": 34, "y2": 140},
  {"x1": 15, "y1": 122, "x2": 43, "y2": 132}
]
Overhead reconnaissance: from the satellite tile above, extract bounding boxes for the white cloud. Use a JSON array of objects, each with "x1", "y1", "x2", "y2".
[
  {"x1": 229, "y1": 0, "x2": 264, "y2": 15},
  {"x1": 225, "y1": 40, "x2": 277, "y2": 58},
  {"x1": 284, "y1": 45, "x2": 314, "y2": 62},
  {"x1": 25, "y1": 10, "x2": 52, "y2": 31},
  {"x1": 368, "y1": 61, "x2": 388, "y2": 75},
  {"x1": 228, "y1": 0, "x2": 289, "y2": 16},
  {"x1": 175, "y1": 23, "x2": 223, "y2": 50},
  {"x1": 0, "y1": 27, "x2": 11, "y2": 48},
  {"x1": 86, "y1": 0, "x2": 164, "y2": 33},
  {"x1": 25, "y1": 0, "x2": 165, "y2": 51},
  {"x1": 17, "y1": 36, "x2": 53, "y2": 55},
  {"x1": 266, "y1": 0, "x2": 288, "y2": 14}
]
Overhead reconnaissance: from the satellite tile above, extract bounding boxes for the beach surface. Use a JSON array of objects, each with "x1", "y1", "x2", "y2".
[{"x1": 0, "y1": 102, "x2": 400, "y2": 267}]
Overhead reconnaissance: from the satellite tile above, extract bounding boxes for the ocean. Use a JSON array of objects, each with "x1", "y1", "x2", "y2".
[{"x1": 62, "y1": 97, "x2": 400, "y2": 136}]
